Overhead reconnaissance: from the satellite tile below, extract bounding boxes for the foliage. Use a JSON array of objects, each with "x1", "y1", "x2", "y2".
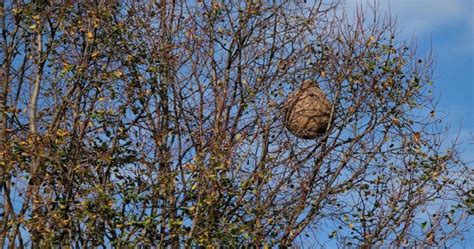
[{"x1": 0, "y1": 0, "x2": 472, "y2": 247}]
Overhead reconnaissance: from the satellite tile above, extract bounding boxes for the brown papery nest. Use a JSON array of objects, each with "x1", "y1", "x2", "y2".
[{"x1": 283, "y1": 80, "x2": 332, "y2": 139}]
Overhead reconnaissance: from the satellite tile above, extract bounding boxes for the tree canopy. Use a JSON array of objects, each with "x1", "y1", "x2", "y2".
[{"x1": 0, "y1": 0, "x2": 472, "y2": 247}]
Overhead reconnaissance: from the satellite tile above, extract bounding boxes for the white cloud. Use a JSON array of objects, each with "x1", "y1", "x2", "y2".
[
  {"x1": 343, "y1": 0, "x2": 474, "y2": 53},
  {"x1": 342, "y1": 0, "x2": 474, "y2": 163},
  {"x1": 383, "y1": 0, "x2": 467, "y2": 33},
  {"x1": 344, "y1": 0, "x2": 472, "y2": 34}
]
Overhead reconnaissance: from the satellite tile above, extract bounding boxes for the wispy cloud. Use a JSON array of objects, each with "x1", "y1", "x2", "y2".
[
  {"x1": 343, "y1": 0, "x2": 474, "y2": 163},
  {"x1": 382, "y1": 0, "x2": 469, "y2": 33},
  {"x1": 344, "y1": 0, "x2": 474, "y2": 54}
]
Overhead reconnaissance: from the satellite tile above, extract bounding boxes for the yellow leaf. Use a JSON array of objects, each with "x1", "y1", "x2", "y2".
[
  {"x1": 56, "y1": 129, "x2": 69, "y2": 137},
  {"x1": 91, "y1": 51, "x2": 100, "y2": 59},
  {"x1": 113, "y1": 70, "x2": 123, "y2": 78},
  {"x1": 366, "y1": 36, "x2": 376, "y2": 46},
  {"x1": 86, "y1": 31, "x2": 94, "y2": 40}
]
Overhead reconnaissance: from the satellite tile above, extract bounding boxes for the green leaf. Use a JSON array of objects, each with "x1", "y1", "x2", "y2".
[{"x1": 421, "y1": 221, "x2": 427, "y2": 230}]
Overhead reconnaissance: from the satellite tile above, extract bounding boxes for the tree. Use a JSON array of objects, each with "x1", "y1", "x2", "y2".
[{"x1": 0, "y1": 0, "x2": 472, "y2": 247}]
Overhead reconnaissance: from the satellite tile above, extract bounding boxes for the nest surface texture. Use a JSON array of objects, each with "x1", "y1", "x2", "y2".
[{"x1": 283, "y1": 81, "x2": 332, "y2": 139}]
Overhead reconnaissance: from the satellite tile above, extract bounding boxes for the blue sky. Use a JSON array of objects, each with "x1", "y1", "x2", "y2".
[
  {"x1": 349, "y1": 0, "x2": 474, "y2": 162},
  {"x1": 394, "y1": 0, "x2": 474, "y2": 159},
  {"x1": 407, "y1": 0, "x2": 474, "y2": 239},
  {"x1": 356, "y1": 0, "x2": 474, "y2": 246},
  {"x1": 4, "y1": 1, "x2": 472, "y2": 247},
  {"x1": 301, "y1": 2, "x2": 473, "y2": 247}
]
